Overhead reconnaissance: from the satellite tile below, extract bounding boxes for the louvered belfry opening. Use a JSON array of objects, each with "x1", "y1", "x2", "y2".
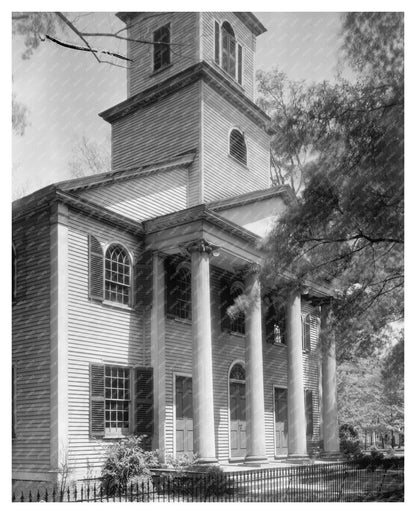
[{"x1": 230, "y1": 129, "x2": 247, "y2": 165}]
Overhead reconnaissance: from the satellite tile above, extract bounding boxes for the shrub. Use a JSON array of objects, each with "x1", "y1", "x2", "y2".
[
  {"x1": 339, "y1": 423, "x2": 362, "y2": 458},
  {"x1": 101, "y1": 435, "x2": 157, "y2": 493},
  {"x1": 163, "y1": 452, "x2": 198, "y2": 471}
]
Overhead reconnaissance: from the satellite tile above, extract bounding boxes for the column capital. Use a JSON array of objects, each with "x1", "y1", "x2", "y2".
[
  {"x1": 185, "y1": 239, "x2": 219, "y2": 256},
  {"x1": 236, "y1": 262, "x2": 262, "y2": 278}
]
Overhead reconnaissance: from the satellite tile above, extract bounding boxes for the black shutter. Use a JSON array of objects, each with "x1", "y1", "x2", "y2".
[
  {"x1": 90, "y1": 363, "x2": 105, "y2": 437},
  {"x1": 214, "y1": 21, "x2": 220, "y2": 64},
  {"x1": 135, "y1": 367, "x2": 153, "y2": 450},
  {"x1": 220, "y1": 279, "x2": 231, "y2": 332},
  {"x1": 305, "y1": 390, "x2": 313, "y2": 437},
  {"x1": 165, "y1": 257, "x2": 177, "y2": 317},
  {"x1": 134, "y1": 251, "x2": 153, "y2": 309},
  {"x1": 237, "y1": 44, "x2": 243, "y2": 84},
  {"x1": 88, "y1": 235, "x2": 103, "y2": 301},
  {"x1": 303, "y1": 315, "x2": 311, "y2": 351}
]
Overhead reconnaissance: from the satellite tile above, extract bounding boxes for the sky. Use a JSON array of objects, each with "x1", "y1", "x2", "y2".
[{"x1": 12, "y1": 11, "x2": 344, "y2": 198}]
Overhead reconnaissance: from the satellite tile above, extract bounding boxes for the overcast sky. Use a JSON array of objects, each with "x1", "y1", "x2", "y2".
[{"x1": 12, "y1": 12, "x2": 344, "y2": 197}]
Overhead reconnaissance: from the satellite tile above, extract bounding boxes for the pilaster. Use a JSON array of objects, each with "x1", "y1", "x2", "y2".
[{"x1": 50, "y1": 202, "x2": 69, "y2": 475}]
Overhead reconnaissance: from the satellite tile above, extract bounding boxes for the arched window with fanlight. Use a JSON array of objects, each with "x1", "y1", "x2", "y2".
[
  {"x1": 214, "y1": 20, "x2": 243, "y2": 85},
  {"x1": 229, "y1": 129, "x2": 247, "y2": 165},
  {"x1": 104, "y1": 244, "x2": 132, "y2": 305}
]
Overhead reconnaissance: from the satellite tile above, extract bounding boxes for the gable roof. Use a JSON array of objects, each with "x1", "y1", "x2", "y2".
[{"x1": 12, "y1": 151, "x2": 196, "y2": 216}]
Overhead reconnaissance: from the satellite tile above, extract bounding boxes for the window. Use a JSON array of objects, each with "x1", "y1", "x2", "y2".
[
  {"x1": 305, "y1": 389, "x2": 313, "y2": 437},
  {"x1": 220, "y1": 278, "x2": 245, "y2": 335},
  {"x1": 105, "y1": 366, "x2": 130, "y2": 436},
  {"x1": 230, "y1": 281, "x2": 245, "y2": 335},
  {"x1": 90, "y1": 364, "x2": 153, "y2": 441},
  {"x1": 12, "y1": 365, "x2": 16, "y2": 439},
  {"x1": 214, "y1": 20, "x2": 243, "y2": 85},
  {"x1": 221, "y1": 22, "x2": 236, "y2": 77},
  {"x1": 229, "y1": 362, "x2": 245, "y2": 381},
  {"x1": 166, "y1": 259, "x2": 192, "y2": 320},
  {"x1": 302, "y1": 314, "x2": 312, "y2": 352},
  {"x1": 12, "y1": 244, "x2": 16, "y2": 302},
  {"x1": 105, "y1": 244, "x2": 131, "y2": 305},
  {"x1": 153, "y1": 24, "x2": 171, "y2": 72},
  {"x1": 265, "y1": 296, "x2": 286, "y2": 345},
  {"x1": 229, "y1": 129, "x2": 247, "y2": 165}
]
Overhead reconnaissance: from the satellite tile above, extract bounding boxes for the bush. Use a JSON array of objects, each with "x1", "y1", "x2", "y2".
[
  {"x1": 163, "y1": 452, "x2": 198, "y2": 471},
  {"x1": 339, "y1": 423, "x2": 362, "y2": 458},
  {"x1": 101, "y1": 435, "x2": 158, "y2": 493}
]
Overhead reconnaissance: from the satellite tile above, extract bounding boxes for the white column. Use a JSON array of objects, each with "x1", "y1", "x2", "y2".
[
  {"x1": 244, "y1": 268, "x2": 267, "y2": 463},
  {"x1": 150, "y1": 252, "x2": 166, "y2": 458},
  {"x1": 50, "y1": 202, "x2": 69, "y2": 476},
  {"x1": 286, "y1": 290, "x2": 307, "y2": 458},
  {"x1": 321, "y1": 303, "x2": 340, "y2": 453},
  {"x1": 189, "y1": 240, "x2": 217, "y2": 463}
]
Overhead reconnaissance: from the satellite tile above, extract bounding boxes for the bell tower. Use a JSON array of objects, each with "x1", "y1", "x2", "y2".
[{"x1": 100, "y1": 12, "x2": 271, "y2": 205}]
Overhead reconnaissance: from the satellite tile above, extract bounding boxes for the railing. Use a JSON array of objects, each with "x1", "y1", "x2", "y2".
[{"x1": 12, "y1": 460, "x2": 404, "y2": 502}]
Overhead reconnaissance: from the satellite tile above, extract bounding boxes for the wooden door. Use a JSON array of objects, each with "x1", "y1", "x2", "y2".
[
  {"x1": 230, "y1": 382, "x2": 246, "y2": 458},
  {"x1": 175, "y1": 376, "x2": 193, "y2": 455},
  {"x1": 274, "y1": 387, "x2": 288, "y2": 455}
]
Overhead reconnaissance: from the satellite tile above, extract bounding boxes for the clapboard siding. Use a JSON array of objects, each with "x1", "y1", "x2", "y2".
[
  {"x1": 12, "y1": 210, "x2": 51, "y2": 471},
  {"x1": 66, "y1": 209, "x2": 145, "y2": 471},
  {"x1": 202, "y1": 82, "x2": 270, "y2": 203},
  {"x1": 78, "y1": 167, "x2": 189, "y2": 222},
  {"x1": 201, "y1": 12, "x2": 256, "y2": 100},
  {"x1": 127, "y1": 12, "x2": 199, "y2": 98},
  {"x1": 112, "y1": 82, "x2": 200, "y2": 173}
]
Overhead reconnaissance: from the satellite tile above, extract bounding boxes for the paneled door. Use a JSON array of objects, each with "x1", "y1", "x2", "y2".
[
  {"x1": 274, "y1": 387, "x2": 288, "y2": 456},
  {"x1": 175, "y1": 376, "x2": 193, "y2": 455},
  {"x1": 230, "y1": 381, "x2": 246, "y2": 458}
]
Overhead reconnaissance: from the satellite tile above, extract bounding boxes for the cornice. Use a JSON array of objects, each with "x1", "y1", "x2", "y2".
[{"x1": 99, "y1": 62, "x2": 270, "y2": 130}]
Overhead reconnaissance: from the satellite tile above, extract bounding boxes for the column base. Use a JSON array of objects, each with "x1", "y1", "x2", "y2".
[
  {"x1": 195, "y1": 457, "x2": 218, "y2": 465},
  {"x1": 286, "y1": 454, "x2": 309, "y2": 464},
  {"x1": 244, "y1": 455, "x2": 268, "y2": 466}
]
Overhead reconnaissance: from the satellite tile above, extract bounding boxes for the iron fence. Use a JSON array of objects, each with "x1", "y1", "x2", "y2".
[{"x1": 13, "y1": 460, "x2": 404, "y2": 502}]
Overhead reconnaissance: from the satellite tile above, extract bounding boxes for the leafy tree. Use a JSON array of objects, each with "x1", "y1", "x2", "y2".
[
  {"x1": 68, "y1": 135, "x2": 111, "y2": 178},
  {"x1": 259, "y1": 13, "x2": 404, "y2": 359}
]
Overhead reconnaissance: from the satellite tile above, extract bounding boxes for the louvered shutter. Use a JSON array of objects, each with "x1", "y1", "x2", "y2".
[
  {"x1": 135, "y1": 367, "x2": 153, "y2": 450},
  {"x1": 90, "y1": 363, "x2": 105, "y2": 437},
  {"x1": 165, "y1": 257, "x2": 177, "y2": 317},
  {"x1": 88, "y1": 235, "x2": 103, "y2": 301},
  {"x1": 214, "y1": 21, "x2": 220, "y2": 64},
  {"x1": 220, "y1": 279, "x2": 231, "y2": 332},
  {"x1": 237, "y1": 44, "x2": 243, "y2": 84},
  {"x1": 305, "y1": 390, "x2": 313, "y2": 437},
  {"x1": 134, "y1": 251, "x2": 153, "y2": 309},
  {"x1": 303, "y1": 315, "x2": 311, "y2": 351}
]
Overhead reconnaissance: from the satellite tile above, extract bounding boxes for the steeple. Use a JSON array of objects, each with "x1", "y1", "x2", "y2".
[{"x1": 100, "y1": 12, "x2": 271, "y2": 205}]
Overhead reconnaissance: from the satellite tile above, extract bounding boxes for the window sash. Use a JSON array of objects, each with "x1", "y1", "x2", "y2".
[
  {"x1": 104, "y1": 366, "x2": 131, "y2": 435},
  {"x1": 153, "y1": 24, "x2": 171, "y2": 71}
]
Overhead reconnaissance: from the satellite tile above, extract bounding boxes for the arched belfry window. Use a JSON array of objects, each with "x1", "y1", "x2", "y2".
[
  {"x1": 229, "y1": 129, "x2": 247, "y2": 165},
  {"x1": 105, "y1": 244, "x2": 131, "y2": 305},
  {"x1": 221, "y1": 22, "x2": 236, "y2": 77}
]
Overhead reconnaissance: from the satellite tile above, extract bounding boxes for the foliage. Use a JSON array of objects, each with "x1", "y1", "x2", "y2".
[
  {"x1": 339, "y1": 423, "x2": 362, "y2": 458},
  {"x1": 101, "y1": 435, "x2": 158, "y2": 493},
  {"x1": 162, "y1": 452, "x2": 198, "y2": 471},
  {"x1": 12, "y1": 94, "x2": 29, "y2": 136},
  {"x1": 154, "y1": 466, "x2": 234, "y2": 499},
  {"x1": 68, "y1": 135, "x2": 111, "y2": 178},
  {"x1": 259, "y1": 13, "x2": 403, "y2": 361}
]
